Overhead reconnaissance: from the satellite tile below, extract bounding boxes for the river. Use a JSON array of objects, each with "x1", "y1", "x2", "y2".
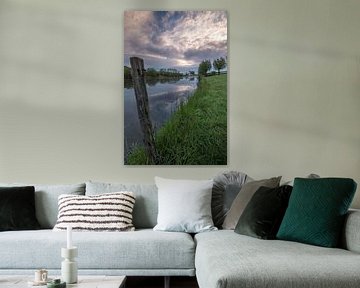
[{"x1": 124, "y1": 77, "x2": 198, "y2": 160}]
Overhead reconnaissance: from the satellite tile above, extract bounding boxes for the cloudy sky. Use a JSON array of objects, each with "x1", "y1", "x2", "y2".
[{"x1": 124, "y1": 11, "x2": 227, "y2": 73}]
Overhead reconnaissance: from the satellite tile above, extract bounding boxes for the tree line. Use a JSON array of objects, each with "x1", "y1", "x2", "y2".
[
  {"x1": 124, "y1": 56, "x2": 227, "y2": 81},
  {"x1": 124, "y1": 66, "x2": 183, "y2": 80},
  {"x1": 198, "y1": 56, "x2": 227, "y2": 77}
]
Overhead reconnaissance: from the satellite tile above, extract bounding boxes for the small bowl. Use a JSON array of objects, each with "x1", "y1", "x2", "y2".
[{"x1": 47, "y1": 279, "x2": 66, "y2": 288}]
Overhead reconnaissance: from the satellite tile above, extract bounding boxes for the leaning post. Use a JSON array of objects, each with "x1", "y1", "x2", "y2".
[{"x1": 130, "y1": 57, "x2": 157, "y2": 164}]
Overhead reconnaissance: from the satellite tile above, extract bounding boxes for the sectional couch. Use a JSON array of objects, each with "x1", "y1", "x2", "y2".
[{"x1": 0, "y1": 180, "x2": 360, "y2": 288}]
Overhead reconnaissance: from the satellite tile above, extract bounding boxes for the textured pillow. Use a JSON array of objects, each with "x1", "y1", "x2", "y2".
[
  {"x1": 0, "y1": 183, "x2": 85, "y2": 228},
  {"x1": 277, "y1": 178, "x2": 357, "y2": 247},
  {"x1": 282, "y1": 173, "x2": 320, "y2": 186},
  {"x1": 53, "y1": 192, "x2": 136, "y2": 231},
  {"x1": 222, "y1": 176, "x2": 281, "y2": 230},
  {"x1": 0, "y1": 186, "x2": 41, "y2": 231},
  {"x1": 235, "y1": 185, "x2": 292, "y2": 239},
  {"x1": 212, "y1": 171, "x2": 249, "y2": 228},
  {"x1": 153, "y1": 177, "x2": 217, "y2": 233},
  {"x1": 86, "y1": 181, "x2": 158, "y2": 229}
]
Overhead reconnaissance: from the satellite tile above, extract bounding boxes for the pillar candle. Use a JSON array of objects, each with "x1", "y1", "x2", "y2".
[{"x1": 67, "y1": 225, "x2": 72, "y2": 249}]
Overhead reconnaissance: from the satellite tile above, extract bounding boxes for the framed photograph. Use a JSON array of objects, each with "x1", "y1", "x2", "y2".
[{"x1": 124, "y1": 11, "x2": 227, "y2": 165}]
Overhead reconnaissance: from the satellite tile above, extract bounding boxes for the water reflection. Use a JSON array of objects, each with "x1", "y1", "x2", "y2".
[{"x1": 124, "y1": 77, "x2": 197, "y2": 160}]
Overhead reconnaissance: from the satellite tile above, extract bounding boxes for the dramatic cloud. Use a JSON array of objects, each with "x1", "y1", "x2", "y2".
[{"x1": 124, "y1": 11, "x2": 227, "y2": 72}]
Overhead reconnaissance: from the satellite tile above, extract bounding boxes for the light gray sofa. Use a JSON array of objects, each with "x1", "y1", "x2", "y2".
[
  {"x1": 0, "y1": 181, "x2": 360, "y2": 288},
  {"x1": 195, "y1": 211, "x2": 360, "y2": 288},
  {"x1": 0, "y1": 181, "x2": 195, "y2": 281}
]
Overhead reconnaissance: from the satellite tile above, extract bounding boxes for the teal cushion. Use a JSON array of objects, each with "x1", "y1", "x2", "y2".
[{"x1": 277, "y1": 177, "x2": 357, "y2": 247}]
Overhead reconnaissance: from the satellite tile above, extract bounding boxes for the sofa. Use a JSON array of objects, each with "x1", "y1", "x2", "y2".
[
  {"x1": 195, "y1": 213, "x2": 360, "y2": 288},
  {"x1": 0, "y1": 178, "x2": 360, "y2": 288}
]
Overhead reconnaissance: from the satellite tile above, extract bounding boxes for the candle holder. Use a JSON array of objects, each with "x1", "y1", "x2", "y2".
[{"x1": 61, "y1": 247, "x2": 78, "y2": 284}]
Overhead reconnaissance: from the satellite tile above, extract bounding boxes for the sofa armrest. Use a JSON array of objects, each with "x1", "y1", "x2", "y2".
[{"x1": 342, "y1": 209, "x2": 360, "y2": 253}]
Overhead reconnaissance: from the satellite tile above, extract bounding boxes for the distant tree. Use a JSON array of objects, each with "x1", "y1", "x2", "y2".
[
  {"x1": 145, "y1": 67, "x2": 158, "y2": 77},
  {"x1": 198, "y1": 60, "x2": 212, "y2": 77},
  {"x1": 124, "y1": 66, "x2": 132, "y2": 80},
  {"x1": 213, "y1": 57, "x2": 227, "y2": 75},
  {"x1": 159, "y1": 68, "x2": 167, "y2": 76},
  {"x1": 158, "y1": 68, "x2": 182, "y2": 78},
  {"x1": 189, "y1": 71, "x2": 195, "y2": 76}
]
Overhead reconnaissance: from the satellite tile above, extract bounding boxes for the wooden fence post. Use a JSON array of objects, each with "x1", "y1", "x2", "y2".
[{"x1": 130, "y1": 57, "x2": 157, "y2": 164}]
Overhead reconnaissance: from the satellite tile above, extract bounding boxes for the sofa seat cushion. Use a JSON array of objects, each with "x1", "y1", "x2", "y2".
[
  {"x1": 0, "y1": 229, "x2": 195, "y2": 271},
  {"x1": 195, "y1": 230, "x2": 360, "y2": 288}
]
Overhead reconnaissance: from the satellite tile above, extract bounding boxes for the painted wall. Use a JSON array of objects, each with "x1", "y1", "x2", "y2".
[{"x1": 0, "y1": 0, "x2": 359, "y2": 207}]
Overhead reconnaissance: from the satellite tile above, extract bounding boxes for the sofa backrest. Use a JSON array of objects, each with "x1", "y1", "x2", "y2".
[{"x1": 86, "y1": 181, "x2": 158, "y2": 229}]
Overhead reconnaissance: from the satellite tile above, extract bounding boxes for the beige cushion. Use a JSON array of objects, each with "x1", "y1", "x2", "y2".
[{"x1": 222, "y1": 176, "x2": 281, "y2": 229}]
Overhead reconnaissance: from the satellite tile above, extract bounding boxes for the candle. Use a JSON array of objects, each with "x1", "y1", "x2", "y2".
[{"x1": 67, "y1": 225, "x2": 72, "y2": 249}]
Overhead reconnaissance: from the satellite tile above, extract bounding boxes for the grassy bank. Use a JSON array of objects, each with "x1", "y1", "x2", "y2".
[{"x1": 127, "y1": 74, "x2": 227, "y2": 165}]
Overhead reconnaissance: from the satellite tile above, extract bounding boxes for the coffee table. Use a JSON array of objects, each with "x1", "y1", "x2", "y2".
[{"x1": 0, "y1": 275, "x2": 126, "y2": 288}]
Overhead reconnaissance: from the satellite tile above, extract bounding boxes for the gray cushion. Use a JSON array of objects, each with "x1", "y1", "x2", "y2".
[
  {"x1": 283, "y1": 173, "x2": 320, "y2": 186},
  {"x1": 195, "y1": 230, "x2": 360, "y2": 288},
  {"x1": 342, "y1": 209, "x2": 360, "y2": 253},
  {"x1": 212, "y1": 171, "x2": 249, "y2": 228},
  {"x1": 0, "y1": 229, "x2": 195, "y2": 271},
  {"x1": 85, "y1": 181, "x2": 158, "y2": 229},
  {"x1": 153, "y1": 177, "x2": 216, "y2": 233},
  {"x1": 0, "y1": 183, "x2": 85, "y2": 228},
  {"x1": 222, "y1": 176, "x2": 281, "y2": 229}
]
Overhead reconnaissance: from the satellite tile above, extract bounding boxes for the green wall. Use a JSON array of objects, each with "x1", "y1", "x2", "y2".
[{"x1": 0, "y1": 0, "x2": 359, "y2": 207}]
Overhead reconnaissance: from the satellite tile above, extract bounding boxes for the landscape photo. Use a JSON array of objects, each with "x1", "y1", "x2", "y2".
[{"x1": 124, "y1": 10, "x2": 227, "y2": 165}]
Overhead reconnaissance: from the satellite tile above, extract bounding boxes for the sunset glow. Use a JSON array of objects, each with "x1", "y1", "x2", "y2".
[{"x1": 124, "y1": 11, "x2": 227, "y2": 72}]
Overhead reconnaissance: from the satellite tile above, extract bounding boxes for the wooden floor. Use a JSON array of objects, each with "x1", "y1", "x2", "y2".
[{"x1": 126, "y1": 276, "x2": 199, "y2": 288}]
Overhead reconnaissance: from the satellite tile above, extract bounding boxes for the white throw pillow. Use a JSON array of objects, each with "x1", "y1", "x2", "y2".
[
  {"x1": 53, "y1": 192, "x2": 135, "y2": 232},
  {"x1": 153, "y1": 177, "x2": 217, "y2": 233}
]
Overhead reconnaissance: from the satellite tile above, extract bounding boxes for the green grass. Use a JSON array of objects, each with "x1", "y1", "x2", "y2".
[{"x1": 127, "y1": 74, "x2": 227, "y2": 165}]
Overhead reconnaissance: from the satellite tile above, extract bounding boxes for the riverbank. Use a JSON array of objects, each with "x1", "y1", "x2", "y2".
[{"x1": 127, "y1": 74, "x2": 227, "y2": 165}]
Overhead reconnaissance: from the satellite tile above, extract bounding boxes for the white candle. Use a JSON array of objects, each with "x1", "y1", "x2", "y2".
[{"x1": 67, "y1": 225, "x2": 72, "y2": 249}]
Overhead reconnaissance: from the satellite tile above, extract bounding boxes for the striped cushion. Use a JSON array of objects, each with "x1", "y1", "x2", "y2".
[{"x1": 53, "y1": 192, "x2": 136, "y2": 232}]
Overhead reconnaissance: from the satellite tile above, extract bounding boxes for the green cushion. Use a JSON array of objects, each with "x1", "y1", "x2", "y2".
[{"x1": 277, "y1": 178, "x2": 357, "y2": 247}]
